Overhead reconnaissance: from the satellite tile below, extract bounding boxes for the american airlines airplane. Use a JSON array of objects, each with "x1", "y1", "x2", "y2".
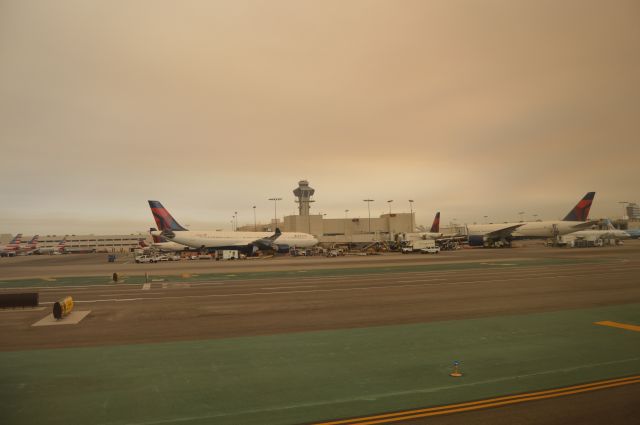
[
  {"x1": 0, "y1": 234, "x2": 22, "y2": 257},
  {"x1": 18, "y1": 235, "x2": 39, "y2": 254},
  {"x1": 467, "y1": 192, "x2": 597, "y2": 247},
  {"x1": 148, "y1": 201, "x2": 318, "y2": 254},
  {"x1": 34, "y1": 238, "x2": 67, "y2": 255}
]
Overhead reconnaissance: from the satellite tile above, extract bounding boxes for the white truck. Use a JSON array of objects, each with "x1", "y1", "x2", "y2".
[{"x1": 401, "y1": 239, "x2": 439, "y2": 254}]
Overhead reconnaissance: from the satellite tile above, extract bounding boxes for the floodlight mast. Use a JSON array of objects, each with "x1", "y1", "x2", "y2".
[
  {"x1": 268, "y1": 197, "x2": 282, "y2": 230},
  {"x1": 363, "y1": 199, "x2": 374, "y2": 233}
]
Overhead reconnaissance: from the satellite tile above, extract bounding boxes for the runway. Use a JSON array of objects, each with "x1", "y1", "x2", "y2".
[{"x1": 1, "y1": 242, "x2": 639, "y2": 424}]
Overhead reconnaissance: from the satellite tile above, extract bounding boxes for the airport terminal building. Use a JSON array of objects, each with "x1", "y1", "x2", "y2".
[
  {"x1": 0, "y1": 234, "x2": 149, "y2": 253},
  {"x1": 239, "y1": 180, "x2": 458, "y2": 245}
]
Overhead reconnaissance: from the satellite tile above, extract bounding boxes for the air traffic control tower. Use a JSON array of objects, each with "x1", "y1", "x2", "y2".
[{"x1": 293, "y1": 180, "x2": 315, "y2": 216}]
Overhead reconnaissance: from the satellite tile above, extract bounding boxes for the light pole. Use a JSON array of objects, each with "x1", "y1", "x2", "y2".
[
  {"x1": 483, "y1": 215, "x2": 488, "y2": 224},
  {"x1": 518, "y1": 211, "x2": 525, "y2": 222},
  {"x1": 253, "y1": 206, "x2": 257, "y2": 231},
  {"x1": 344, "y1": 209, "x2": 349, "y2": 239},
  {"x1": 268, "y1": 197, "x2": 282, "y2": 231},
  {"x1": 387, "y1": 200, "x2": 394, "y2": 240},
  {"x1": 234, "y1": 211, "x2": 238, "y2": 231},
  {"x1": 363, "y1": 199, "x2": 374, "y2": 234},
  {"x1": 409, "y1": 200, "x2": 414, "y2": 231}
]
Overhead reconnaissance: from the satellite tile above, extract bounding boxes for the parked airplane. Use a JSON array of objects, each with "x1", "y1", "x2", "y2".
[
  {"x1": 34, "y1": 238, "x2": 67, "y2": 255},
  {"x1": 560, "y1": 219, "x2": 630, "y2": 244},
  {"x1": 419, "y1": 212, "x2": 443, "y2": 239},
  {"x1": 148, "y1": 201, "x2": 318, "y2": 254},
  {"x1": 0, "y1": 234, "x2": 22, "y2": 257},
  {"x1": 627, "y1": 228, "x2": 640, "y2": 239},
  {"x1": 467, "y1": 192, "x2": 597, "y2": 247},
  {"x1": 139, "y1": 229, "x2": 192, "y2": 252},
  {"x1": 18, "y1": 235, "x2": 39, "y2": 254}
]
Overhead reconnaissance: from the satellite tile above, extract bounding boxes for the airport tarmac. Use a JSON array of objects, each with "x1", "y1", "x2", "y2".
[{"x1": 1, "y1": 241, "x2": 639, "y2": 425}]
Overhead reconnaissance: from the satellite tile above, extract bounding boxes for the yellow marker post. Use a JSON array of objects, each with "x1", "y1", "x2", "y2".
[{"x1": 53, "y1": 296, "x2": 74, "y2": 320}]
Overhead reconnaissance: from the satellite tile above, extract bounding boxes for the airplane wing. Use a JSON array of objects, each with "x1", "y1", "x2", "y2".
[
  {"x1": 251, "y1": 228, "x2": 282, "y2": 250},
  {"x1": 484, "y1": 224, "x2": 525, "y2": 239},
  {"x1": 569, "y1": 220, "x2": 599, "y2": 231}
]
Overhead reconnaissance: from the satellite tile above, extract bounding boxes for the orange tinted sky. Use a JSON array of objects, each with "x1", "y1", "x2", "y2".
[{"x1": 1, "y1": 1, "x2": 639, "y2": 233}]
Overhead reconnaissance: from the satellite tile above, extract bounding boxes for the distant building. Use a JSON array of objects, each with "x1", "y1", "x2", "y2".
[
  {"x1": 282, "y1": 212, "x2": 414, "y2": 244},
  {"x1": 273, "y1": 179, "x2": 416, "y2": 243},
  {"x1": 627, "y1": 203, "x2": 640, "y2": 220},
  {"x1": 0, "y1": 234, "x2": 149, "y2": 253}
]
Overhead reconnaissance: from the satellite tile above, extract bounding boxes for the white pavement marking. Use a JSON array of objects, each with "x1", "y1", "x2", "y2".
[
  {"x1": 142, "y1": 283, "x2": 151, "y2": 290},
  {"x1": 32, "y1": 310, "x2": 91, "y2": 326}
]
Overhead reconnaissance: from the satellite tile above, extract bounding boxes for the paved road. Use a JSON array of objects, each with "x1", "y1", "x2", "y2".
[
  {"x1": 2, "y1": 248, "x2": 640, "y2": 350},
  {"x1": 0, "y1": 241, "x2": 635, "y2": 279}
]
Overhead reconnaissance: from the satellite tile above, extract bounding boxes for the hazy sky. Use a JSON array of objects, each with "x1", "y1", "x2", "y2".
[{"x1": 1, "y1": 0, "x2": 639, "y2": 234}]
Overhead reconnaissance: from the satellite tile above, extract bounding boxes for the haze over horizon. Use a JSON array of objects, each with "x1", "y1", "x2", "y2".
[{"x1": 1, "y1": 1, "x2": 638, "y2": 234}]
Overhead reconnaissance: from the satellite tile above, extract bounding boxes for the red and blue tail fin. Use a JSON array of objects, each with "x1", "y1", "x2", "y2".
[
  {"x1": 430, "y1": 212, "x2": 440, "y2": 233},
  {"x1": 563, "y1": 192, "x2": 595, "y2": 221},
  {"x1": 148, "y1": 201, "x2": 187, "y2": 231},
  {"x1": 149, "y1": 228, "x2": 164, "y2": 243}
]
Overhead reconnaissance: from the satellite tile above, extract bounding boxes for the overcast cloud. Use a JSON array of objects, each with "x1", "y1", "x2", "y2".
[{"x1": 1, "y1": 0, "x2": 638, "y2": 234}]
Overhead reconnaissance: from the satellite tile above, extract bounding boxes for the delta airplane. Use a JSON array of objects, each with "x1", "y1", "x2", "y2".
[
  {"x1": 467, "y1": 192, "x2": 597, "y2": 247},
  {"x1": 148, "y1": 201, "x2": 318, "y2": 254},
  {"x1": 419, "y1": 212, "x2": 443, "y2": 240},
  {"x1": 138, "y1": 229, "x2": 192, "y2": 252},
  {"x1": 0, "y1": 234, "x2": 22, "y2": 257}
]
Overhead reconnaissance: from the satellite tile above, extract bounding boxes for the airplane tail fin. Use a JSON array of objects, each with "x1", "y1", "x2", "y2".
[
  {"x1": 430, "y1": 212, "x2": 440, "y2": 233},
  {"x1": 562, "y1": 192, "x2": 595, "y2": 221},
  {"x1": 148, "y1": 201, "x2": 187, "y2": 231},
  {"x1": 10, "y1": 234, "x2": 22, "y2": 245},
  {"x1": 149, "y1": 227, "x2": 164, "y2": 243},
  {"x1": 54, "y1": 237, "x2": 67, "y2": 252}
]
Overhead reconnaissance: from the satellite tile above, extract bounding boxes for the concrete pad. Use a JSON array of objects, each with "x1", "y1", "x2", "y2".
[{"x1": 32, "y1": 310, "x2": 91, "y2": 327}]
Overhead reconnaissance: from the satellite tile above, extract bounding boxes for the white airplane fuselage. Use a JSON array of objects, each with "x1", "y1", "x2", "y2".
[
  {"x1": 468, "y1": 220, "x2": 594, "y2": 239},
  {"x1": 151, "y1": 241, "x2": 191, "y2": 252},
  {"x1": 153, "y1": 230, "x2": 318, "y2": 250}
]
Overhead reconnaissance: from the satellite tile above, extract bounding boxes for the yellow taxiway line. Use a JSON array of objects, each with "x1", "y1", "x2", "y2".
[
  {"x1": 594, "y1": 321, "x2": 640, "y2": 332},
  {"x1": 314, "y1": 375, "x2": 640, "y2": 425}
]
